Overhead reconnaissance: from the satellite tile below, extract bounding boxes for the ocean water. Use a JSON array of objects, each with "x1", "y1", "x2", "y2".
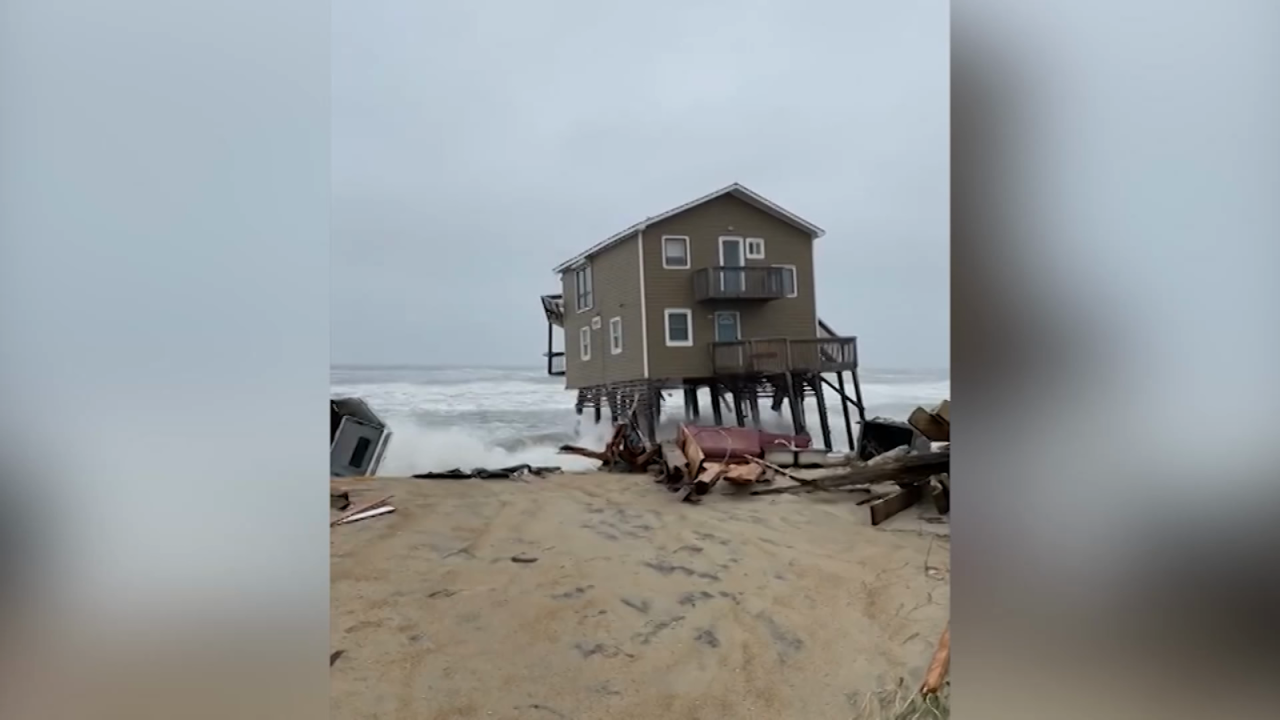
[{"x1": 330, "y1": 366, "x2": 950, "y2": 475}]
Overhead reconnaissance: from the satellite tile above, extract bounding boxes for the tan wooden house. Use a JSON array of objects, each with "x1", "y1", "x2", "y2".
[{"x1": 539, "y1": 183, "x2": 866, "y2": 447}]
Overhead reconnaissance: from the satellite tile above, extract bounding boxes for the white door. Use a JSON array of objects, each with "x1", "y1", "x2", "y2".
[
  {"x1": 719, "y1": 236, "x2": 744, "y2": 293},
  {"x1": 714, "y1": 311, "x2": 741, "y2": 342}
]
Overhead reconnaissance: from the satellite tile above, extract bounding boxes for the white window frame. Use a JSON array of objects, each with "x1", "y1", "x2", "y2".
[
  {"x1": 573, "y1": 264, "x2": 594, "y2": 313},
  {"x1": 663, "y1": 308, "x2": 694, "y2": 347},
  {"x1": 745, "y1": 237, "x2": 766, "y2": 259},
  {"x1": 608, "y1": 316, "x2": 623, "y2": 355},
  {"x1": 579, "y1": 326, "x2": 591, "y2": 360},
  {"x1": 773, "y1": 264, "x2": 798, "y2": 298},
  {"x1": 661, "y1": 235, "x2": 691, "y2": 269}
]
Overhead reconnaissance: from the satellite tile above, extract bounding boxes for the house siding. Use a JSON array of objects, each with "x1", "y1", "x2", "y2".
[
  {"x1": 560, "y1": 232, "x2": 645, "y2": 389},
  {"x1": 640, "y1": 194, "x2": 818, "y2": 381}
]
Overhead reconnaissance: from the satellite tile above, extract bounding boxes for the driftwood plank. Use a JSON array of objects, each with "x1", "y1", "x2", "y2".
[
  {"x1": 920, "y1": 624, "x2": 951, "y2": 694},
  {"x1": 868, "y1": 485, "x2": 923, "y2": 526},
  {"x1": 810, "y1": 451, "x2": 949, "y2": 490},
  {"x1": 331, "y1": 495, "x2": 393, "y2": 527}
]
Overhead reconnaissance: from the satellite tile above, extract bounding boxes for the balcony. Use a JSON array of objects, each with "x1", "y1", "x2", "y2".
[
  {"x1": 693, "y1": 266, "x2": 787, "y2": 302},
  {"x1": 711, "y1": 336, "x2": 859, "y2": 375}
]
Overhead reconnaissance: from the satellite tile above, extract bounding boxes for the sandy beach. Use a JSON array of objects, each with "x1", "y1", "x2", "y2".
[{"x1": 331, "y1": 471, "x2": 949, "y2": 719}]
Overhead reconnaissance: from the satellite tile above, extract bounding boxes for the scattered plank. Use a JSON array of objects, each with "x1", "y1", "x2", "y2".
[
  {"x1": 920, "y1": 624, "x2": 951, "y2": 695},
  {"x1": 753, "y1": 482, "x2": 874, "y2": 497},
  {"x1": 807, "y1": 450, "x2": 950, "y2": 491},
  {"x1": 660, "y1": 441, "x2": 688, "y2": 485},
  {"x1": 678, "y1": 424, "x2": 707, "y2": 478},
  {"x1": 331, "y1": 495, "x2": 393, "y2": 527},
  {"x1": 721, "y1": 463, "x2": 765, "y2": 485},
  {"x1": 692, "y1": 462, "x2": 724, "y2": 496},
  {"x1": 335, "y1": 505, "x2": 395, "y2": 525},
  {"x1": 908, "y1": 406, "x2": 950, "y2": 442},
  {"x1": 868, "y1": 485, "x2": 923, "y2": 526},
  {"x1": 746, "y1": 455, "x2": 809, "y2": 485}
]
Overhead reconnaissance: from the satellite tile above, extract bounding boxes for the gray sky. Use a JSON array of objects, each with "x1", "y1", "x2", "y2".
[{"x1": 332, "y1": 1, "x2": 949, "y2": 369}]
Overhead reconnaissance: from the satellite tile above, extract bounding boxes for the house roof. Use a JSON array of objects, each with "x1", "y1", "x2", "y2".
[{"x1": 551, "y1": 183, "x2": 825, "y2": 274}]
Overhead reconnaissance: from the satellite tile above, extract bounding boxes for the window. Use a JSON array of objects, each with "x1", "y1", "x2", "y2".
[
  {"x1": 574, "y1": 264, "x2": 593, "y2": 312},
  {"x1": 773, "y1": 264, "x2": 798, "y2": 298},
  {"x1": 609, "y1": 317, "x2": 623, "y2": 354},
  {"x1": 349, "y1": 436, "x2": 372, "y2": 468},
  {"x1": 662, "y1": 236, "x2": 690, "y2": 269},
  {"x1": 579, "y1": 326, "x2": 591, "y2": 360},
  {"x1": 664, "y1": 308, "x2": 693, "y2": 347},
  {"x1": 745, "y1": 237, "x2": 766, "y2": 259}
]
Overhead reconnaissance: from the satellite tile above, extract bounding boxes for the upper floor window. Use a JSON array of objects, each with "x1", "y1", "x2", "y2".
[
  {"x1": 745, "y1": 237, "x2": 766, "y2": 259},
  {"x1": 574, "y1": 264, "x2": 593, "y2": 312},
  {"x1": 662, "y1": 236, "x2": 690, "y2": 269}
]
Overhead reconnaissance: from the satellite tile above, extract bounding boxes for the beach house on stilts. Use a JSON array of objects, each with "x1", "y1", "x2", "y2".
[{"x1": 538, "y1": 183, "x2": 868, "y2": 450}]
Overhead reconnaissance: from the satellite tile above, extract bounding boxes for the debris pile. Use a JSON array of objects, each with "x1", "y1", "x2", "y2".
[
  {"x1": 559, "y1": 418, "x2": 659, "y2": 472},
  {"x1": 412, "y1": 464, "x2": 561, "y2": 480},
  {"x1": 657, "y1": 399, "x2": 951, "y2": 526}
]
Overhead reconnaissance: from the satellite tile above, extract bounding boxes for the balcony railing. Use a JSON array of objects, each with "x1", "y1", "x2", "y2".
[
  {"x1": 789, "y1": 337, "x2": 858, "y2": 372},
  {"x1": 711, "y1": 336, "x2": 859, "y2": 375},
  {"x1": 693, "y1": 266, "x2": 787, "y2": 302}
]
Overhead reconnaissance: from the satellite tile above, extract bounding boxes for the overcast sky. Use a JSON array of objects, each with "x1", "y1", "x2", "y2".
[{"x1": 332, "y1": 1, "x2": 948, "y2": 369}]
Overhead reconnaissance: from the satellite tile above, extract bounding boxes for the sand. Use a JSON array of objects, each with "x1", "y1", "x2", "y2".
[{"x1": 331, "y1": 471, "x2": 949, "y2": 720}]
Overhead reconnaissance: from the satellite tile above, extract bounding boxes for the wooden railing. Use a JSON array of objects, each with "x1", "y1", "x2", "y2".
[
  {"x1": 693, "y1": 267, "x2": 787, "y2": 301},
  {"x1": 710, "y1": 338, "x2": 791, "y2": 374},
  {"x1": 789, "y1": 337, "x2": 858, "y2": 372},
  {"x1": 711, "y1": 336, "x2": 858, "y2": 375}
]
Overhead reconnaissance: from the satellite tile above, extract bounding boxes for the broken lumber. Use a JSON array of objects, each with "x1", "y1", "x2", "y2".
[
  {"x1": 908, "y1": 405, "x2": 950, "y2": 442},
  {"x1": 805, "y1": 450, "x2": 949, "y2": 491},
  {"x1": 868, "y1": 485, "x2": 924, "y2": 525},
  {"x1": 753, "y1": 482, "x2": 875, "y2": 497},
  {"x1": 746, "y1": 455, "x2": 808, "y2": 484},
  {"x1": 659, "y1": 441, "x2": 688, "y2": 485},
  {"x1": 678, "y1": 424, "x2": 707, "y2": 477},
  {"x1": 721, "y1": 462, "x2": 765, "y2": 485},
  {"x1": 692, "y1": 462, "x2": 724, "y2": 496},
  {"x1": 331, "y1": 495, "x2": 393, "y2": 527},
  {"x1": 920, "y1": 624, "x2": 951, "y2": 695},
  {"x1": 335, "y1": 505, "x2": 395, "y2": 525}
]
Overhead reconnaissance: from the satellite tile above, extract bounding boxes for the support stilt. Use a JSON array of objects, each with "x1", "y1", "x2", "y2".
[
  {"x1": 836, "y1": 370, "x2": 855, "y2": 450},
  {"x1": 748, "y1": 387, "x2": 762, "y2": 429},
  {"x1": 785, "y1": 373, "x2": 805, "y2": 436},
  {"x1": 711, "y1": 383, "x2": 724, "y2": 425},
  {"x1": 811, "y1": 374, "x2": 833, "y2": 449},
  {"x1": 732, "y1": 388, "x2": 747, "y2": 427},
  {"x1": 690, "y1": 384, "x2": 701, "y2": 422}
]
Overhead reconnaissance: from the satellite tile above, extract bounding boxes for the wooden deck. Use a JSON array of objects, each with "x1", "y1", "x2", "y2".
[{"x1": 710, "y1": 336, "x2": 858, "y2": 375}]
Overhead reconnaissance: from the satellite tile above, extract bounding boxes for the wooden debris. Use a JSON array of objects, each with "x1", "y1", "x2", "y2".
[
  {"x1": 746, "y1": 455, "x2": 808, "y2": 484},
  {"x1": 678, "y1": 424, "x2": 707, "y2": 478},
  {"x1": 929, "y1": 474, "x2": 950, "y2": 515},
  {"x1": 558, "y1": 419, "x2": 658, "y2": 473},
  {"x1": 908, "y1": 405, "x2": 950, "y2": 442},
  {"x1": 511, "y1": 554, "x2": 539, "y2": 564},
  {"x1": 692, "y1": 462, "x2": 724, "y2": 496},
  {"x1": 659, "y1": 441, "x2": 688, "y2": 486},
  {"x1": 331, "y1": 495, "x2": 393, "y2": 527},
  {"x1": 721, "y1": 463, "x2": 765, "y2": 485},
  {"x1": 920, "y1": 624, "x2": 950, "y2": 695},
  {"x1": 806, "y1": 450, "x2": 949, "y2": 491},
  {"x1": 330, "y1": 490, "x2": 351, "y2": 511},
  {"x1": 868, "y1": 485, "x2": 924, "y2": 526},
  {"x1": 335, "y1": 505, "x2": 395, "y2": 525}
]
